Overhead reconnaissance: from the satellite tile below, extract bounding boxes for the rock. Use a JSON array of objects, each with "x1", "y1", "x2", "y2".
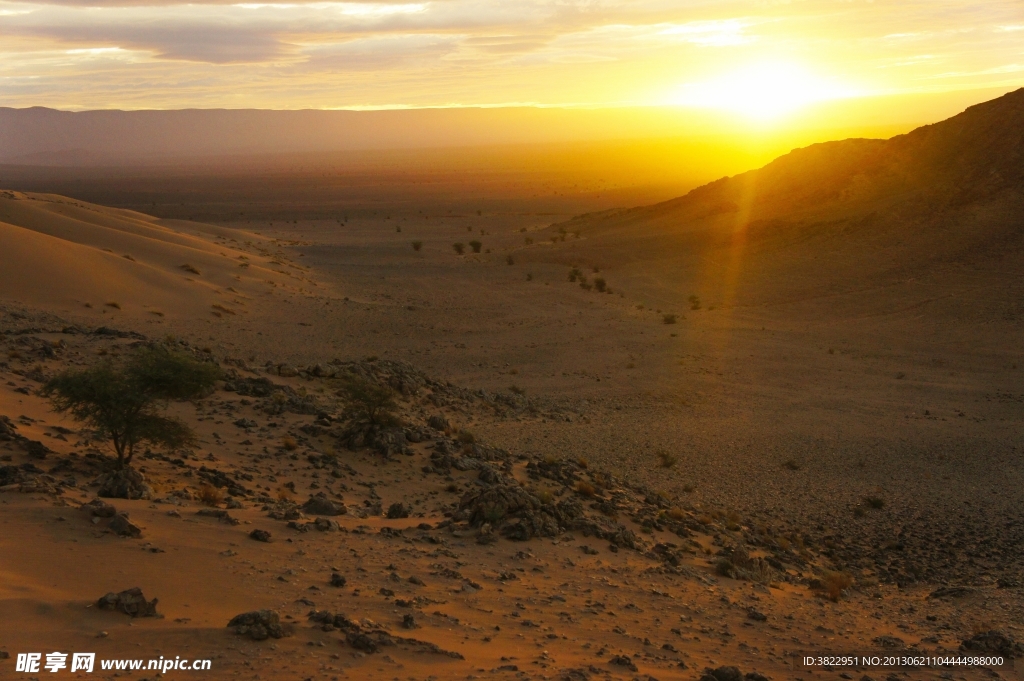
[
  {"x1": 386, "y1": 502, "x2": 410, "y2": 519},
  {"x1": 346, "y1": 632, "x2": 380, "y2": 653},
  {"x1": 249, "y1": 529, "x2": 272, "y2": 542},
  {"x1": 80, "y1": 498, "x2": 117, "y2": 518},
  {"x1": 330, "y1": 573, "x2": 347, "y2": 587},
  {"x1": 872, "y1": 636, "x2": 905, "y2": 648},
  {"x1": 277, "y1": 364, "x2": 299, "y2": 378},
  {"x1": 23, "y1": 440, "x2": 51, "y2": 459},
  {"x1": 233, "y1": 418, "x2": 257, "y2": 429},
  {"x1": 313, "y1": 517, "x2": 339, "y2": 532},
  {"x1": 108, "y1": 513, "x2": 143, "y2": 538},
  {"x1": 608, "y1": 655, "x2": 638, "y2": 672},
  {"x1": 302, "y1": 493, "x2": 346, "y2": 516},
  {"x1": 228, "y1": 610, "x2": 291, "y2": 640},
  {"x1": 707, "y1": 666, "x2": 742, "y2": 681},
  {"x1": 928, "y1": 586, "x2": 974, "y2": 599},
  {"x1": 427, "y1": 415, "x2": 450, "y2": 431},
  {"x1": 401, "y1": 614, "x2": 416, "y2": 629},
  {"x1": 196, "y1": 509, "x2": 240, "y2": 525},
  {"x1": 745, "y1": 673, "x2": 770, "y2": 681},
  {"x1": 408, "y1": 575, "x2": 425, "y2": 586},
  {"x1": 95, "y1": 467, "x2": 152, "y2": 500},
  {"x1": 961, "y1": 630, "x2": 1023, "y2": 657},
  {"x1": 558, "y1": 669, "x2": 590, "y2": 681},
  {"x1": 746, "y1": 608, "x2": 767, "y2": 622},
  {"x1": 97, "y1": 588, "x2": 158, "y2": 617},
  {"x1": 0, "y1": 416, "x2": 15, "y2": 440}
]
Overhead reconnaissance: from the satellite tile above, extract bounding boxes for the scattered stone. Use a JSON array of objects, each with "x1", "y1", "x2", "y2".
[
  {"x1": 95, "y1": 467, "x2": 152, "y2": 500},
  {"x1": 108, "y1": 513, "x2": 143, "y2": 538},
  {"x1": 249, "y1": 529, "x2": 272, "y2": 542},
  {"x1": 401, "y1": 614, "x2": 416, "y2": 629},
  {"x1": 928, "y1": 586, "x2": 974, "y2": 599},
  {"x1": 330, "y1": 573, "x2": 347, "y2": 588},
  {"x1": 97, "y1": 588, "x2": 159, "y2": 617},
  {"x1": 301, "y1": 493, "x2": 346, "y2": 516},
  {"x1": 961, "y1": 630, "x2": 1023, "y2": 657},
  {"x1": 80, "y1": 498, "x2": 117, "y2": 518},
  {"x1": 608, "y1": 655, "x2": 638, "y2": 672},
  {"x1": 872, "y1": 636, "x2": 905, "y2": 648},
  {"x1": 228, "y1": 610, "x2": 291, "y2": 640},
  {"x1": 746, "y1": 608, "x2": 767, "y2": 622},
  {"x1": 196, "y1": 509, "x2": 240, "y2": 525},
  {"x1": 386, "y1": 502, "x2": 410, "y2": 519}
]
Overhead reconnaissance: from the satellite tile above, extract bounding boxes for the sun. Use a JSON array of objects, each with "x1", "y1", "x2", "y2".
[{"x1": 672, "y1": 60, "x2": 860, "y2": 121}]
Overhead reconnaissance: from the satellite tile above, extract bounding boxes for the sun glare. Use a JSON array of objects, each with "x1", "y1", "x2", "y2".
[{"x1": 672, "y1": 61, "x2": 860, "y2": 121}]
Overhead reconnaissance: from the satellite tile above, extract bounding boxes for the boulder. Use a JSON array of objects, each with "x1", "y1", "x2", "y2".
[
  {"x1": 97, "y1": 588, "x2": 158, "y2": 617},
  {"x1": 302, "y1": 493, "x2": 345, "y2": 516},
  {"x1": 96, "y1": 467, "x2": 152, "y2": 500},
  {"x1": 80, "y1": 499, "x2": 117, "y2": 518},
  {"x1": 108, "y1": 513, "x2": 143, "y2": 538},
  {"x1": 386, "y1": 503, "x2": 410, "y2": 519},
  {"x1": 228, "y1": 610, "x2": 291, "y2": 640}
]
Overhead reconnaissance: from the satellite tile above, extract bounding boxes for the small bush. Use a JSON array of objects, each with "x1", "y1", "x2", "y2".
[
  {"x1": 656, "y1": 450, "x2": 677, "y2": 468},
  {"x1": 281, "y1": 436, "x2": 298, "y2": 451},
  {"x1": 593, "y1": 278, "x2": 607, "y2": 293},
  {"x1": 445, "y1": 483, "x2": 459, "y2": 493},
  {"x1": 576, "y1": 481, "x2": 596, "y2": 497},
  {"x1": 536, "y1": 489, "x2": 554, "y2": 504},
  {"x1": 198, "y1": 484, "x2": 224, "y2": 507},
  {"x1": 411, "y1": 241, "x2": 423, "y2": 251},
  {"x1": 715, "y1": 558, "x2": 736, "y2": 577},
  {"x1": 666, "y1": 507, "x2": 685, "y2": 521},
  {"x1": 862, "y1": 495, "x2": 885, "y2": 509},
  {"x1": 468, "y1": 240, "x2": 482, "y2": 253},
  {"x1": 453, "y1": 243, "x2": 465, "y2": 255},
  {"x1": 783, "y1": 459, "x2": 801, "y2": 471},
  {"x1": 688, "y1": 295, "x2": 701, "y2": 310},
  {"x1": 663, "y1": 314, "x2": 677, "y2": 325},
  {"x1": 568, "y1": 267, "x2": 582, "y2": 282},
  {"x1": 526, "y1": 273, "x2": 533, "y2": 281},
  {"x1": 457, "y1": 430, "x2": 475, "y2": 445},
  {"x1": 506, "y1": 255, "x2": 515, "y2": 265},
  {"x1": 576, "y1": 457, "x2": 588, "y2": 469}
]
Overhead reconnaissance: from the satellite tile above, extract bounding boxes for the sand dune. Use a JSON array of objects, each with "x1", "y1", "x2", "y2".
[{"x1": 0, "y1": 190, "x2": 313, "y2": 318}]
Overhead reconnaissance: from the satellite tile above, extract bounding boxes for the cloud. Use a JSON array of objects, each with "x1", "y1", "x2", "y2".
[{"x1": 0, "y1": 0, "x2": 1021, "y2": 108}]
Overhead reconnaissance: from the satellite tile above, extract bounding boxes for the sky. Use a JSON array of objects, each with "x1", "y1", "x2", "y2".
[{"x1": 0, "y1": 0, "x2": 1022, "y2": 115}]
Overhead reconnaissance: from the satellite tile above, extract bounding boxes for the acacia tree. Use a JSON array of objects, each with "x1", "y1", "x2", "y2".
[
  {"x1": 337, "y1": 374, "x2": 398, "y2": 429},
  {"x1": 42, "y1": 346, "x2": 221, "y2": 469}
]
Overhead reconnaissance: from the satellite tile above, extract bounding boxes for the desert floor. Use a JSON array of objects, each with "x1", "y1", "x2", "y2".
[{"x1": 0, "y1": 180, "x2": 1021, "y2": 680}]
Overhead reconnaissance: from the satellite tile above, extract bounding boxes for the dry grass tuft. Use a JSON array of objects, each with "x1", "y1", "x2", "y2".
[
  {"x1": 198, "y1": 484, "x2": 224, "y2": 507},
  {"x1": 576, "y1": 481, "x2": 597, "y2": 497},
  {"x1": 822, "y1": 571, "x2": 855, "y2": 601},
  {"x1": 656, "y1": 450, "x2": 678, "y2": 468},
  {"x1": 281, "y1": 436, "x2": 298, "y2": 451}
]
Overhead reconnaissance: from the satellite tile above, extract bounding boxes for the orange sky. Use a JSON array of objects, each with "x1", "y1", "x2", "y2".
[{"x1": 0, "y1": 0, "x2": 1021, "y2": 128}]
